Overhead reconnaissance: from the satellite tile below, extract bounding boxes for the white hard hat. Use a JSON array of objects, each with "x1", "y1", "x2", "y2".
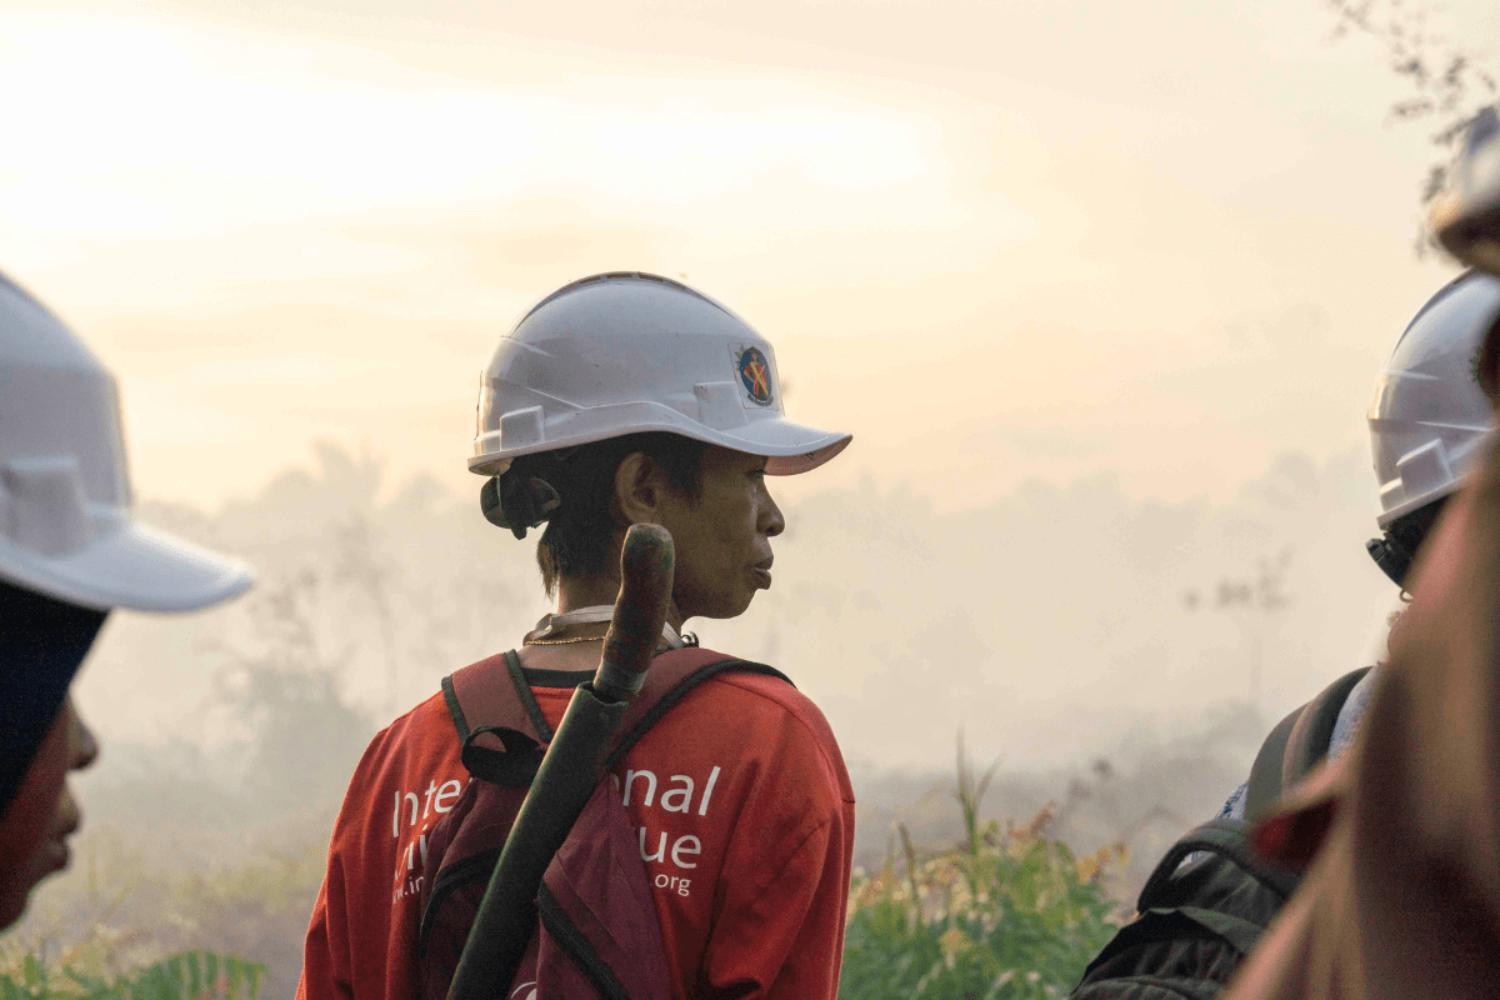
[
  {"x1": 1368, "y1": 270, "x2": 1500, "y2": 529},
  {"x1": 0, "y1": 273, "x2": 251, "y2": 612},
  {"x1": 1433, "y1": 107, "x2": 1500, "y2": 276},
  {"x1": 471, "y1": 272, "x2": 851, "y2": 477}
]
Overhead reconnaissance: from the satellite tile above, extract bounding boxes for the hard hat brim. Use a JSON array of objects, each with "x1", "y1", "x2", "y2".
[
  {"x1": 0, "y1": 520, "x2": 252, "y2": 613},
  {"x1": 470, "y1": 405, "x2": 852, "y2": 478},
  {"x1": 724, "y1": 420, "x2": 852, "y2": 476}
]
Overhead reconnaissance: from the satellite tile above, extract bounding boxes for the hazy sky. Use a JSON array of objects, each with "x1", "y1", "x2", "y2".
[{"x1": 4, "y1": 0, "x2": 1494, "y2": 520}]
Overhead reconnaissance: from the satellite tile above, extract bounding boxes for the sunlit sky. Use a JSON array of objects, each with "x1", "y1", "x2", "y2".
[{"x1": 3, "y1": 0, "x2": 1495, "y2": 514}]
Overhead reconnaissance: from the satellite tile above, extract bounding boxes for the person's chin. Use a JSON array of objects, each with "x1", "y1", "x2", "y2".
[
  {"x1": 39, "y1": 837, "x2": 71, "y2": 876},
  {"x1": 0, "y1": 883, "x2": 35, "y2": 931},
  {"x1": 696, "y1": 592, "x2": 756, "y2": 620}
]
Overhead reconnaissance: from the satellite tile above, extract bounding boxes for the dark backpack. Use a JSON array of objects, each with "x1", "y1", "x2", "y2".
[
  {"x1": 416, "y1": 646, "x2": 789, "y2": 1000},
  {"x1": 1068, "y1": 666, "x2": 1371, "y2": 1000}
]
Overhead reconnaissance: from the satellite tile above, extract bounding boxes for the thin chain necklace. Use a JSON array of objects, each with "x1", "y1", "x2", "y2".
[
  {"x1": 523, "y1": 632, "x2": 609, "y2": 647},
  {"x1": 522, "y1": 605, "x2": 690, "y2": 649}
]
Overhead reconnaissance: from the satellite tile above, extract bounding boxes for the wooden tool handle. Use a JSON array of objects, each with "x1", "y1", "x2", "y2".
[{"x1": 595, "y1": 523, "x2": 675, "y2": 702}]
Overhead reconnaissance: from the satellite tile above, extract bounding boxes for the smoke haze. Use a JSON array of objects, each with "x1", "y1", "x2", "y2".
[{"x1": 5, "y1": 0, "x2": 1498, "y2": 992}]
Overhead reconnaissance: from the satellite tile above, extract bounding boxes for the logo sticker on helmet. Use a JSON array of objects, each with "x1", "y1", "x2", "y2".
[{"x1": 736, "y1": 347, "x2": 774, "y2": 406}]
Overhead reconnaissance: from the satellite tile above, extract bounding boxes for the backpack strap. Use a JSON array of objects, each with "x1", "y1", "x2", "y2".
[
  {"x1": 442, "y1": 650, "x2": 551, "y2": 744},
  {"x1": 442, "y1": 651, "x2": 563, "y2": 786},
  {"x1": 605, "y1": 648, "x2": 790, "y2": 770},
  {"x1": 1244, "y1": 708, "x2": 1301, "y2": 824},
  {"x1": 1075, "y1": 818, "x2": 1299, "y2": 990},
  {"x1": 1244, "y1": 666, "x2": 1372, "y2": 822},
  {"x1": 1136, "y1": 817, "x2": 1298, "y2": 909},
  {"x1": 441, "y1": 645, "x2": 791, "y2": 772}
]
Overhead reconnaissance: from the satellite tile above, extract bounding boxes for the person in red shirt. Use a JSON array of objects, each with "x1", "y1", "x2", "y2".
[{"x1": 298, "y1": 272, "x2": 855, "y2": 1000}]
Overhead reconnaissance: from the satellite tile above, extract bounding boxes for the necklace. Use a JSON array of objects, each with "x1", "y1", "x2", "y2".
[
  {"x1": 523, "y1": 605, "x2": 687, "y2": 649},
  {"x1": 523, "y1": 632, "x2": 609, "y2": 647}
]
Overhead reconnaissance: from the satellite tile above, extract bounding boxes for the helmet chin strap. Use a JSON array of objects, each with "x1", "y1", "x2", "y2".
[
  {"x1": 1365, "y1": 535, "x2": 1411, "y2": 588},
  {"x1": 480, "y1": 474, "x2": 562, "y2": 540},
  {"x1": 1366, "y1": 495, "x2": 1452, "y2": 588}
]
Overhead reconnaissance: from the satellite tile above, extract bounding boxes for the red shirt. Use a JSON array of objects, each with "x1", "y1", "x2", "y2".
[{"x1": 297, "y1": 662, "x2": 854, "y2": 1000}]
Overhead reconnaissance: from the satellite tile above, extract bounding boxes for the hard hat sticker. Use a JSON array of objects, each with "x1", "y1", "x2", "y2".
[{"x1": 736, "y1": 347, "x2": 774, "y2": 406}]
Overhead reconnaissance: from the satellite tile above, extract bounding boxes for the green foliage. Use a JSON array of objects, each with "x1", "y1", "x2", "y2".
[
  {"x1": 7, "y1": 834, "x2": 326, "y2": 1000},
  {"x1": 0, "y1": 950, "x2": 262, "y2": 999},
  {"x1": 840, "y1": 739, "x2": 1122, "y2": 999}
]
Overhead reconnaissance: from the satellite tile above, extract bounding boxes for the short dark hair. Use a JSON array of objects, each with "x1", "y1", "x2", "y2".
[
  {"x1": 503, "y1": 433, "x2": 707, "y2": 594},
  {"x1": 0, "y1": 579, "x2": 107, "y2": 813}
]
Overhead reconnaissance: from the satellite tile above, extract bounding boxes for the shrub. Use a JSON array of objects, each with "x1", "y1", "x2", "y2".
[
  {"x1": 840, "y1": 741, "x2": 1122, "y2": 999},
  {"x1": 0, "y1": 950, "x2": 262, "y2": 999}
]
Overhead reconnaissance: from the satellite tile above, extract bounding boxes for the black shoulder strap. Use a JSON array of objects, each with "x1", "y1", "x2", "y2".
[
  {"x1": 1245, "y1": 708, "x2": 1301, "y2": 824},
  {"x1": 1244, "y1": 666, "x2": 1372, "y2": 822},
  {"x1": 1281, "y1": 666, "x2": 1372, "y2": 785},
  {"x1": 1136, "y1": 817, "x2": 1298, "y2": 910}
]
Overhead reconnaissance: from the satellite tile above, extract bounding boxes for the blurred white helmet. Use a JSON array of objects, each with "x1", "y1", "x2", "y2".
[
  {"x1": 471, "y1": 272, "x2": 851, "y2": 477},
  {"x1": 0, "y1": 273, "x2": 251, "y2": 612},
  {"x1": 1369, "y1": 271, "x2": 1500, "y2": 529},
  {"x1": 1433, "y1": 107, "x2": 1500, "y2": 277}
]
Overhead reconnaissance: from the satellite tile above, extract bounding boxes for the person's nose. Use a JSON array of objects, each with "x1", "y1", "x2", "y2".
[
  {"x1": 760, "y1": 491, "x2": 785, "y2": 538},
  {"x1": 69, "y1": 705, "x2": 99, "y2": 772}
]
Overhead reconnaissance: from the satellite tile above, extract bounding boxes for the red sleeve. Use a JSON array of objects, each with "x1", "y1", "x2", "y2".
[
  {"x1": 297, "y1": 743, "x2": 371, "y2": 1000},
  {"x1": 699, "y1": 702, "x2": 855, "y2": 999},
  {"x1": 296, "y1": 720, "x2": 407, "y2": 1000},
  {"x1": 294, "y1": 696, "x2": 463, "y2": 1000},
  {"x1": 296, "y1": 849, "x2": 351, "y2": 1000}
]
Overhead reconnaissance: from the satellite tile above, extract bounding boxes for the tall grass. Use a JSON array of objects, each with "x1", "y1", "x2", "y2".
[
  {"x1": 839, "y1": 738, "x2": 1123, "y2": 999},
  {"x1": 0, "y1": 950, "x2": 262, "y2": 999}
]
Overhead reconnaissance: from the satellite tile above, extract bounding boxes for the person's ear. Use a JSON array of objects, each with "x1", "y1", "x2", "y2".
[{"x1": 613, "y1": 452, "x2": 664, "y2": 526}]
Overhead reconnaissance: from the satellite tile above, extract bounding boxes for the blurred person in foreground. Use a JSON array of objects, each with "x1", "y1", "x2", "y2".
[
  {"x1": 1219, "y1": 104, "x2": 1500, "y2": 1000},
  {"x1": 1070, "y1": 269, "x2": 1500, "y2": 999},
  {"x1": 1217, "y1": 268, "x2": 1499, "y2": 824},
  {"x1": 0, "y1": 273, "x2": 251, "y2": 930},
  {"x1": 298, "y1": 272, "x2": 856, "y2": 1000},
  {"x1": 1223, "y1": 306, "x2": 1500, "y2": 1000}
]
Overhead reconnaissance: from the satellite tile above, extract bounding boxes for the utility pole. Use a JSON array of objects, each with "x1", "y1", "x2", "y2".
[{"x1": 1184, "y1": 548, "x2": 1292, "y2": 710}]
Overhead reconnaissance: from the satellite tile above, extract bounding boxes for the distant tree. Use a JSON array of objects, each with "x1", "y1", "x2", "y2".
[
  {"x1": 1324, "y1": 0, "x2": 1498, "y2": 231},
  {"x1": 329, "y1": 511, "x2": 403, "y2": 717},
  {"x1": 211, "y1": 572, "x2": 374, "y2": 811}
]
